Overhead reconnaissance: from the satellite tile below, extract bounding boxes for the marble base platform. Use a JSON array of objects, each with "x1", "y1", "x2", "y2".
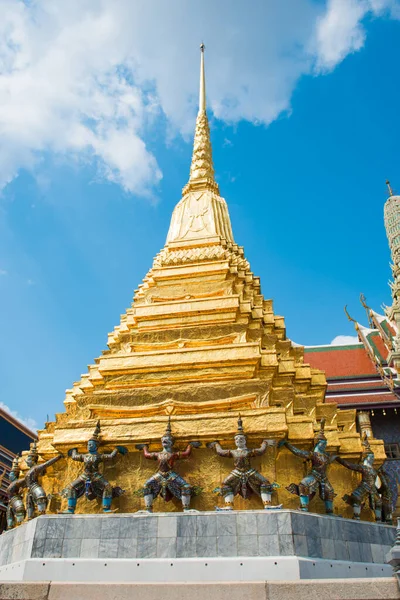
[
  {"x1": 0, "y1": 510, "x2": 395, "y2": 582},
  {"x1": 0, "y1": 579, "x2": 399, "y2": 600}
]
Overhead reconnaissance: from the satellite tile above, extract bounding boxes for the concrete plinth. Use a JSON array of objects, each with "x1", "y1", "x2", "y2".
[
  {"x1": 0, "y1": 580, "x2": 399, "y2": 600},
  {"x1": 0, "y1": 510, "x2": 395, "y2": 583}
]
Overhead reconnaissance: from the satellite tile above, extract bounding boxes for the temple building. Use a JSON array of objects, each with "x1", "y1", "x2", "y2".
[
  {"x1": 31, "y1": 46, "x2": 384, "y2": 520},
  {"x1": 305, "y1": 182, "x2": 400, "y2": 511}
]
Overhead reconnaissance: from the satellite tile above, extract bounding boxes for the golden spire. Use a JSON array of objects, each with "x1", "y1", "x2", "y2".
[
  {"x1": 183, "y1": 44, "x2": 219, "y2": 195},
  {"x1": 386, "y1": 180, "x2": 394, "y2": 197},
  {"x1": 199, "y1": 43, "x2": 206, "y2": 113}
]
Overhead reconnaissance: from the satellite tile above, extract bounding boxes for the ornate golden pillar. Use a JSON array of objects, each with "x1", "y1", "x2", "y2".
[{"x1": 357, "y1": 410, "x2": 373, "y2": 438}]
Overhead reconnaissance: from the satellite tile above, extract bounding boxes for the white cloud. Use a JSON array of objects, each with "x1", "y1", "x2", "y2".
[
  {"x1": 0, "y1": 401, "x2": 37, "y2": 432},
  {"x1": 0, "y1": 0, "x2": 398, "y2": 195},
  {"x1": 314, "y1": 0, "x2": 400, "y2": 72},
  {"x1": 0, "y1": 269, "x2": 7, "y2": 275},
  {"x1": 330, "y1": 334, "x2": 360, "y2": 345}
]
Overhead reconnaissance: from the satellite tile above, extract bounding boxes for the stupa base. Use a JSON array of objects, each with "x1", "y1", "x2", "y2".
[
  {"x1": 0, "y1": 555, "x2": 393, "y2": 583},
  {"x1": 0, "y1": 579, "x2": 398, "y2": 600},
  {"x1": 0, "y1": 510, "x2": 394, "y2": 583}
]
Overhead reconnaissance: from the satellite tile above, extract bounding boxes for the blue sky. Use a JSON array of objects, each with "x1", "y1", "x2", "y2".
[{"x1": 1, "y1": 0, "x2": 400, "y2": 429}]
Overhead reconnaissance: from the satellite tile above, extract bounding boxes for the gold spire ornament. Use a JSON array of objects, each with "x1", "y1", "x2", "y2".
[
  {"x1": 199, "y1": 43, "x2": 206, "y2": 113},
  {"x1": 183, "y1": 43, "x2": 219, "y2": 196},
  {"x1": 166, "y1": 44, "x2": 233, "y2": 244}
]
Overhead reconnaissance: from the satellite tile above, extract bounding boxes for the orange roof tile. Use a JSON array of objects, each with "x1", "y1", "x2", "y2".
[
  {"x1": 328, "y1": 380, "x2": 383, "y2": 390},
  {"x1": 304, "y1": 345, "x2": 377, "y2": 378},
  {"x1": 325, "y1": 392, "x2": 398, "y2": 405}
]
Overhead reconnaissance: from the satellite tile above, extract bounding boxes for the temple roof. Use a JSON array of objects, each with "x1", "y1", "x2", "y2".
[
  {"x1": 304, "y1": 343, "x2": 377, "y2": 379},
  {"x1": 0, "y1": 405, "x2": 37, "y2": 438},
  {"x1": 304, "y1": 291, "x2": 400, "y2": 408}
]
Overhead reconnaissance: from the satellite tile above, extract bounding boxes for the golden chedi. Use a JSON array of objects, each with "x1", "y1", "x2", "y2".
[{"x1": 34, "y1": 46, "x2": 385, "y2": 519}]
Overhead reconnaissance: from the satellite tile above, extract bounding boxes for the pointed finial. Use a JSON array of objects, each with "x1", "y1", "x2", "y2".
[
  {"x1": 361, "y1": 431, "x2": 373, "y2": 458},
  {"x1": 28, "y1": 439, "x2": 39, "y2": 458},
  {"x1": 386, "y1": 180, "x2": 394, "y2": 196},
  {"x1": 344, "y1": 305, "x2": 357, "y2": 325},
  {"x1": 182, "y1": 44, "x2": 219, "y2": 195},
  {"x1": 10, "y1": 454, "x2": 20, "y2": 477},
  {"x1": 236, "y1": 413, "x2": 245, "y2": 435},
  {"x1": 89, "y1": 420, "x2": 101, "y2": 443},
  {"x1": 360, "y1": 293, "x2": 368, "y2": 310},
  {"x1": 199, "y1": 43, "x2": 206, "y2": 113},
  {"x1": 315, "y1": 417, "x2": 327, "y2": 442},
  {"x1": 163, "y1": 416, "x2": 175, "y2": 442},
  {"x1": 360, "y1": 293, "x2": 374, "y2": 328}
]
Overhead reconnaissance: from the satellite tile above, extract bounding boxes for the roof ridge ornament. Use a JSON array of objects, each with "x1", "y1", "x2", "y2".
[
  {"x1": 360, "y1": 293, "x2": 394, "y2": 351},
  {"x1": 344, "y1": 305, "x2": 359, "y2": 329},
  {"x1": 360, "y1": 293, "x2": 374, "y2": 328}
]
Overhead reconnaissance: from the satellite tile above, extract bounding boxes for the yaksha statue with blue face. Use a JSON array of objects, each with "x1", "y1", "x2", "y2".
[
  {"x1": 279, "y1": 418, "x2": 337, "y2": 514},
  {"x1": 24, "y1": 440, "x2": 63, "y2": 519},
  {"x1": 135, "y1": 418, "x2": 201, "y2": 512},
  {"x1": 207, "y1": 416, "x2": 279, "y2": 510},
  {"x1": 63, "y1": 421, "x2": 127, "y2": 514},
  {"x1": 336, "y1": 433, "x2": 382, "y2": 521},
  {"x1": 5, "y1": 455, "x2": 26, "y2": 529}
]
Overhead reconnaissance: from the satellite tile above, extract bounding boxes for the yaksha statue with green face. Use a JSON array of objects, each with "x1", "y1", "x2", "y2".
[
  {"x1": 5, "y1": 455, "x2": 26, "y2": 529},
  {"x1": 135, "y1": 417, "x2": 201, "y2": 512},
  {"x1": 279, "y1": 418, "x2": 337, "y2": 514},
  {"x1": 336, "y1": 433, "x2": 382, "y2": 521},
  {"x1": 24, "y1": 440, "x2": 63, "y2": 519},
  {"x1": 207, "y1": 416, "x2": 279, "y2": 510},
  {"x1": 63, "y1": 421, "x2": 127, "y2": 514}
]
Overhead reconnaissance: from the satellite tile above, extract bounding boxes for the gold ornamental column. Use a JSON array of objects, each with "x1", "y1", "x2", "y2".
[{"x1": 357, "y1": 411, "x2": 373, "y2": 438}]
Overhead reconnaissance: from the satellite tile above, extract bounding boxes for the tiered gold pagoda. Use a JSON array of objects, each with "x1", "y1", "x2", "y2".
[{"x1": 35, "y1": 46, "x2": 385, "y2": 516}]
